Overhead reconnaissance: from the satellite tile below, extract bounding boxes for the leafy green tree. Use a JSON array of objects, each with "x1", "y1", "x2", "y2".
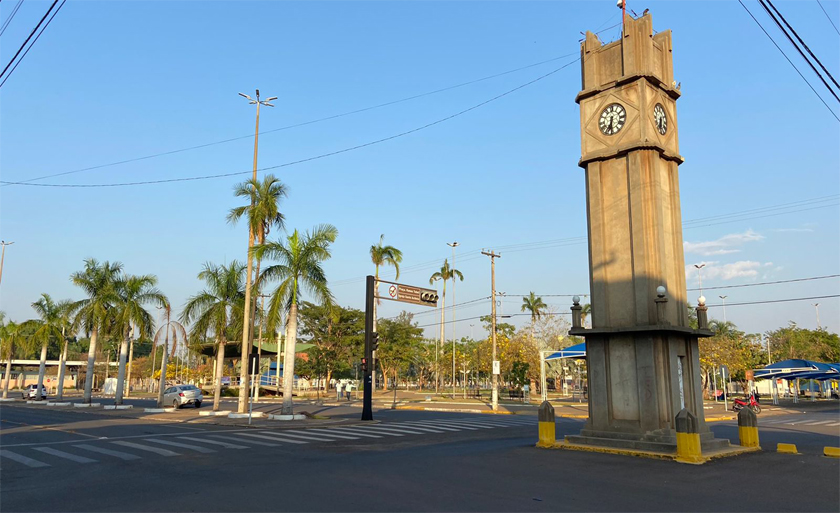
[
  {"x1": 766, "y1": 323, "x2": 839, "y2": 363},
  {"x1": 480, "y1": 315, "x2": 516, "y2": 340},
  {"x1": 1, "y1": 320, "x2": 27, "y2": 398},
  {"x1": 377, "y1": 312, "x2": 424, "y2": 390},
  {"x1": 113, "y1": 274, "x2": 168, "y2": 405},
  {"x1": 71, "y1": 259, "x2": 123, "y2": 403},
  {"x1": 298, "y1": 302, "x2": 364, "y2": 389},
  {"x1": 581, "y1": 303, "x2": 592, "y2": 328},
  {"x1": 181, "y1": 261, "x2": 246, "y2": 411},
  {"x1": 255, "y1": 224, "x2": 338, "y2": 415},
  {"x1": 30, "y1": 294, "x2": 73, "y2": 400},
  {"x1": 369, "y1": 234, "x2": 403, "y2": 332},
  {"x1": 228, "y1": 174, "x2": 288, "y2": 412}
]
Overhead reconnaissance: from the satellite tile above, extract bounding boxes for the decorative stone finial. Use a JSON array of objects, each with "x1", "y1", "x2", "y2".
[
  {"x1": 698, "y1": 295, "x2": 706, "y2": 306},
  {"x1": 656, "y1": 285, "x2": 666, "y2": 298},
  {"x1": 572, "y1": 295, "x2": 580, "y2": 306}
]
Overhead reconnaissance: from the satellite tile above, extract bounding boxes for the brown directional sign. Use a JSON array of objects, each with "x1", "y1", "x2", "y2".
[{"x1": 375, "y1": 279, "x2": 438, "y2": 307}]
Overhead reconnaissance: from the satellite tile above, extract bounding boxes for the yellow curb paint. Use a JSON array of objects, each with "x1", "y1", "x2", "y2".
[
  {"x1": 538, "y1": 421, "x2": 555, "y2": 446},
  {"x1": 705, "y1": 416, "x2": 736, "y2": 422},
  {"x1": 738, "y1": 426, "x2": 760, "y2": 448},
  {"x1": 777, "y1": 443, "x2": 799, "y2": 454},
  {"x1": 823, "y1": 447, "x2": 840, "y2": 458},
  {"x1": 675, "y1": 432, "x2": 704, "y2": 464}
]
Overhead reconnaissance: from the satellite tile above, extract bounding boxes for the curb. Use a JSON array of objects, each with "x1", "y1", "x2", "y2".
[
  {"x1": 46, "y1": 402, "x2": 71, "y2": 406},
  {"x1": 824, "y1": 446, "x2": 840, "y2": 458},
  {"x1": 268, "y1": 414, "x2": 306, "y2": 421},
  {"x1": 103, "y1": 405, "x2": 134, "y2": 410},
  {"x1": 73, "y1": 403, "x2": 100, "y2": 408},
  {"x1": 198, "y1": 410, "x2": 231, "y2": 416},
  {"x1": 395, "y1": 405, "x2": 515, "y2": 415},
  {"x1": 26, "y1": 400, "x2": 48, "y2": 405},
  {"x1": 144, "y1": 408, "x2": 175, "y2": 413},
  {"x1": 777, "y1": 443, "x2": 799, "y2": 454},
  {"x1": 228, "y1": 412, "x2": 265, "y2": 419}
]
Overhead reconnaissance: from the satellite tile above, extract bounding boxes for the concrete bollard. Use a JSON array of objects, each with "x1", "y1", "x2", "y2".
[
  {"x1": 537, "y1": 401, "x2": 556, "y2": 447},
  {"x1": 675, "y1": 409, "x2": 703, "y2": 464},
  {"x1": 737, "y1": 407, "x2": 760, "y2": 448}
]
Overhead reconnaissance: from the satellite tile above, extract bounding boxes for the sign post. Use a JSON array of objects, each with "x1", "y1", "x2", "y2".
[
  {"x1": 248, "y1": 353, "x2": 259, "y2": 425},
  {"x1": 362, "y1": 276, "x2": 438, "y2": 421}
]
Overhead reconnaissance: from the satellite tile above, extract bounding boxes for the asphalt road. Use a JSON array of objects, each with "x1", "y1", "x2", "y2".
[{"x1": 1, "y1": 403, "x2": 838, "y2": 512}]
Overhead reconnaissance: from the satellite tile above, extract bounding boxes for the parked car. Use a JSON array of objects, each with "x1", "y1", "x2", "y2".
[
  {"x1": 27, "y1": 384, "x2": 47, "y2": 400},
  {"x1": 163, "y1": 384, "x2": 203, "y2": 409}
]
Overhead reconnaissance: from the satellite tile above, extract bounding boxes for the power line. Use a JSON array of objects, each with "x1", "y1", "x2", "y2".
[
  {"x1": 0, "y1": 0, "x2": 57, "y2": 83},
  {"x1": 0, "y1": 0, "x2": 24, "y2": 37},
  {"x1": 738, "y1": 0, "x2": 839, "y2": 121},
  {"x1": 0, "y1": 0, "x2": 64, "y2": 89},
  {"x1": 759, "y1": 0, "x2": 840, "y2": 100},
  {"x1": 0, "y1": 59, "x2": 580, "y2": 188},
  {"x1": 688, "y1": 274, "x2": 839, "y2": 292},
  {"x1": 705, "y1": 294, "x2": 839, "y2": 308},
  {"x1": 1, "y1": 52, "x2": 579, "y2": 186},
  {"x1": 816, "y1": 0, "x2": 840, "y2": 36}
]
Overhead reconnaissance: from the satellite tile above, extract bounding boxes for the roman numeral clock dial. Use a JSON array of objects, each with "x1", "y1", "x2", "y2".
[
  {"x1": 598, "y1": 103, "x2": 626, "y2": 135},
  {"x1": 654, "y1": 103, "x2": 667, "y2": 135}
]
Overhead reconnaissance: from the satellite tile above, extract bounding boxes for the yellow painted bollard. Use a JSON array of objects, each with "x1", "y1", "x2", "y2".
[
  {"x1": 537, "y1": 401, "x2": 555, "y2": 447},
  {"x1": 675, "y1": 409, "x2": 704, "y2": 464},
  {"x1": 737, "y1": 407, "x2": 760, "y2": 448}
]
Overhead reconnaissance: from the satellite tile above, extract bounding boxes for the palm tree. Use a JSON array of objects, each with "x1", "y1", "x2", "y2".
[
  {"x1": 228, "y1": 174, "x2": 288, "y2": 413},
  {"x1": 429, "y1": 259, "x2": 463, "y2": 393},
  {"x1": 30, "y1": 294, "x2": 72, "y2": 400},
  {"x1": 1, "y1": 320, "x2": 26, "y2": 399},
  {"x1": 112, "y1": 275, "x2": 168, "y2": 405},
  {"x1": 181, "y1": 261, "x2": 246, "y2": 411},
  {"x1": 581, "y1": 303, "x2": 592, "y2": 328},
  {"x1": 255, "y1": 224, "x2": 338, "y2": 415},
  {"x1": 709, "y1": 319, "x2": 737, "y2": 338},
  {"x1": 369, "y1": 234, "x2": 402, "y2": 389},
  {"x1": 521, "y1": 292, "x2": 547, "y2": 323},
  {"x1": 55, "y1": 300, "x2": 75, "y2": 401},
  {"x1": 71, "y1": 258, "x2": 123, "y2": 403}
]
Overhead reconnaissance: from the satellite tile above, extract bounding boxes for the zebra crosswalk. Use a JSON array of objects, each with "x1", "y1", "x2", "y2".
[
  {"x1": 759, "y1": 415, "x2": 840, "y2": 427},
  {"x1": 0, "y1": 416, "x2": 538, "y2": 470}
]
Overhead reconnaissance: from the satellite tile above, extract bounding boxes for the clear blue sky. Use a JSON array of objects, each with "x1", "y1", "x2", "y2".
[{"x1": 1, "y1": 1, "x2": 838, "y2": 340}]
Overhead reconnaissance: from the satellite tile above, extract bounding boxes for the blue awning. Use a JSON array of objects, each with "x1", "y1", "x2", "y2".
[
  {"x1": 546, "y1": 342, "x2": 586, "y2": 360},
  {"x1": 754, "y1": 359, "x2": 840, "y2": 381}
]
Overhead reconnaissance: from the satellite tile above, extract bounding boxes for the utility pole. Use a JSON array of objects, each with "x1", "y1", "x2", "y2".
[
  {"x1": 447, "y1": 241, "x2": 459, "y2": 399},
  {"x1": 813, "y1": 303, "x2": 821, "y2": 329},
  {"x1": 236, "y1": 90, "x2": 277, "y2": 413},
  {"x1": 719, "y1": 295, "x2": 728, "y2": 323},
  {"x1": 0, "y1": 241, "x2": 14, "y2": 287},
  {"x1": 481, "y1": 250, "x2": 500, "y2": 411}
]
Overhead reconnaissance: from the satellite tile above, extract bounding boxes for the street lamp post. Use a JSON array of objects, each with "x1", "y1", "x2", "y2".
[
  {"x1": 719, "y1": 295, "x2": 728, "y2": 323},
  {"x1": 814, "y1": 303, "x2": 821, "y2": 329},
  {"x1": 694, "y1": 263, "x2": 706, "y2": 298},
  {"x1": 0, "y1": 240, "x2": 14, "y2": 287},
  {"x1": 447, "y1": 241, "x2": 459, "y2": 398}
]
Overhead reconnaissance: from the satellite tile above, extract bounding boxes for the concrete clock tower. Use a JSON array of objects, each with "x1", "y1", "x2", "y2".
[{"x1": 567, "y1": 13, "x2": 726, "y2": 452}]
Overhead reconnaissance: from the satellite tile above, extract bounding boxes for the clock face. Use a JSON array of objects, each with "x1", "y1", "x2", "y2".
[
  {"x1": 654, "y1": 103, "x2": 667, "y2": 135},
  {"x1": 599, "y1": 103, "x2": 626, "y2": 136}
]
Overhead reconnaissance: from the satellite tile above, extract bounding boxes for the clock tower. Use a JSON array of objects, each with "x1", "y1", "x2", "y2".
[{"x1": 568, "y1": 12, "x2": 727, "y2": 453}]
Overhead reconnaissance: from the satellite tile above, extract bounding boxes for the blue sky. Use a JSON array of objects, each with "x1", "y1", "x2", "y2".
[{"x1": 1, "y1": 1, "x2": 838, "y2": 340}]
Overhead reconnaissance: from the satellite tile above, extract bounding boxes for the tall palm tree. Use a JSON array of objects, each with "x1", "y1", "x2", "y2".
[
  {"x1": 369, "y1": 234, "x2": 402, "y2": 389},
  {"x1": 181, "y1": 261, "x2": 246, "y2": 411},
  {"x1": 71, "y1": 258, "x2": 123, "y2": 404},
  {"x1": 521, "y1": 292, "x2": 547, "y2": 323},
  {"x1": 228, "y1": 174, "x2": 288, "y2": 413},
  {"x1": 709, "y1": 319, "x2": 737, "y2": 338},
  {"x1": 30, "y1": 294, "x2": 72, "y2": 400},
  {"x1": 1, "y1": 320, "x2": 25, "y2": 399},
  {"x1": 255, "y1": 224, "x2": 338, "y2": 415},
  {"x1": 113, "y1": 275, "x2": 168, "y2": 405},
  {"x1": 429, "y1": 259, "x2": 463, "y2": 393},
  {"x1": 55, "y1": 300, "x2": 75, "y2": 401}
]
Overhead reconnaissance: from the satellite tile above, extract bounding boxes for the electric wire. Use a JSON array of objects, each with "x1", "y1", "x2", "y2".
[
  {"x1": 0, "y1": 0, "x2": 64, "y2": 89},
  {"x1": 1, "y1": 52, "x2": 579, "y2": 186},
  {"x1": 687, "y1": 274, "x2": 839, "y2": 292},
  {"x1": 0, "y1": 0, "x2": 24, "y2": 37},
  {"x1": 0, "y1": 0, "x2": 57, "y2": 82},
  {"x1": 738, "y1": 0, "x2": 840, "y2": 121},
  {"x1": 816, "y1": 0, "x2": 840, "y2": 36},
  {"x1": 758, "y1": 0, "x2": 840, "y2": 100}
]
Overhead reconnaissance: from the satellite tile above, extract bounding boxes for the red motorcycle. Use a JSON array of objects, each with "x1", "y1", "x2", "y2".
[{"x1": 732, "y1": 393, "x2": 761, "y2": 414}]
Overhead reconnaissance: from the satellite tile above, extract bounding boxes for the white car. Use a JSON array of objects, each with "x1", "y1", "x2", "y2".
[
  {"x1": 163, "y1": 384, "x2": 203, "y2": 409},
  {"x1": 27, "y1": 384, "x2": 47, "y2": 400}
]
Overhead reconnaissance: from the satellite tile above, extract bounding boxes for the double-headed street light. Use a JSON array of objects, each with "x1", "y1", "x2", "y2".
[
  {"x1": 693, "y1": 263, "x2": 706, "y2": 299},
  {"x1": 719, "y1": 295, "x2": 728, "y2": 323}
]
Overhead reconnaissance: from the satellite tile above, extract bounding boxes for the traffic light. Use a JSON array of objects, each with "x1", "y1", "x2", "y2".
[
  {"x1": 420, "y1": 291, "x2": 439, "y2": 305},
  {"x1": 371, "y1": 332, "x2": 380, "y2": 352},
  {"x1": 361, "y1": 358, "x2": 368, "y2": 373}
]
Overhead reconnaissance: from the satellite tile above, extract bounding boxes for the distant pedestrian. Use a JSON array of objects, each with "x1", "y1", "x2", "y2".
[
  {"x1": 345, "y1": 382, "x2": 353, "y2": 401},
  {"x1": 336, "y1": 381, "x2": 343, "y2": 401}
]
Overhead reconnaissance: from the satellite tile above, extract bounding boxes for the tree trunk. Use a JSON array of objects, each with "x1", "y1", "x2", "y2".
[
  {"x1": 126, "y1": 328, "x2": 135, "y2": 397},
  {"x1": 156, "y1": 327, "x2": 170, "y2": 408},
  {"x1": 380, "y1": 360, "x2": 389, "y2": 391},
  {"x1": 36, "y1": 340, "x2": 48, "y2": 400},
  {"x1": 238, "y1": 226, "x2": 256, "y2": 414},
  {"x1": 83, "y1": 328, "x2": 99, "y2": 404},
  {"x1": 2, "y1": 341, "x2": 13, "y2": 399},
  {"x1": 281, "y1": 303, "x2": 298, "y2": 415},
  {"x1": 57, "y1": 339, "x2": 68, "y2": 400},
  {"x1": 115, "y1": 326, "x2": 130, "y2": 405},
  {"x1": 437, "y1": 280, "x2": 446, "y2": 393},
  {"x1": 213, "y1": 338, "x2": 225, "y2": 411}
]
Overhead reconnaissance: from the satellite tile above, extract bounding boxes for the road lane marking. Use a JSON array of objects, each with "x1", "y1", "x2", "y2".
[
  {"x1": 207, "y1": 434, "x2": 281, "y2": 447},
  {"x1": 331, "y1": 426, "x2": 399, "y2": 437},
  {"x1": 33, "y1": 446, "x2": 97, "y2": 463},
  {"x1": 284, "y1": 429, "x2": 360, "y2": 440},
  {"x1": 400, "y1": 422, "x2": 463, "y2": 432},
  {"x1": 409, "y1": 421, "x2": 477, "y2": 431},
  {"x1": 416, "y1": 420, "x2": 492, "y2": 429},
  {"x1": 383, "y1": 424, "x2": 449, "y2": 433},
  {"x1": 312, "y1": 428, "x2": 382, "y2": 438},
  {"x1": 354, "y1": 426, "x2": 428, "y2": 435},
  {"x1": 803, "y1": 420, "x2": 836, "y2": 425},
  {"x1": 73, "y1": 444, "x2": 141, "y2": 460},
  {"x1": 234, "y1": 432, "x2": 307, "y2": 444},
  {"x1": 256, "y1": 431, "x2": 337, "y2": 442},
  {"x1": 112, "y1": 441, "x2": 180, "y2": 456},
  {"x1": 0, "y1": 449, "x2": 50, "y2": 468},
  {"x1": 145, "y1": 439, "x2": 216, "y2": 453},
  {"x1": 178, "y1": 437, "x2": 248, "y2": 449}
]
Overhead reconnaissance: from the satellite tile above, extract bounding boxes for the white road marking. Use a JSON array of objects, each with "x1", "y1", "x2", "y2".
[
  {"x1": 291, "y1": 429, "x2": 360, "y2": 440},
  {"x1": 73, "y1": 444, "x2": 141, "y2": 460},
  {"x1": 312, "y1": 428, "x2": 382, "y2": 438},
  {"x1": 258, "y1": 431, "x2": 337, "y2": 442},
  {"x1": 33, "y1": 447, "x2": 97, "y2": 464},
  {"x1": 803, "y1": 420, "x2": 836, "y2": 425},
  {"x1": 409, "y1": 421, "x2": 477, "y2": 431},
  {"x1": 384, "y1": 424, "x2": 449, "y2": 433},
  {"x1": 332, "y1": 426, "x2": 399, "y2": 437},
  {"x1": 145, "y1": 439, "x2": 216, "y2": 453},
  {"x1": 179, "y1": 437, "x2": 248, "y2": 449},
  {"x1": 111, "y1": 441, "x2": 180, "y2": 456},
  {"x1": 400, "y1": 422, "x2": 463, "y2": 432},
  {"x1": 234, "y1": 432, "x2": 307, "y2": 444},
  {"x1": 355, "y1": 425, "x2": 429, "y2": 435},
  {"x1": 0, "y1": 450, "x2": 50, "y2": 468},
  {"x1": 417, "y1": 420, "x2": 493, "y2": 429},
  {"x1": 207, "y1": 434, "x2": 280, "y2": 447}
]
